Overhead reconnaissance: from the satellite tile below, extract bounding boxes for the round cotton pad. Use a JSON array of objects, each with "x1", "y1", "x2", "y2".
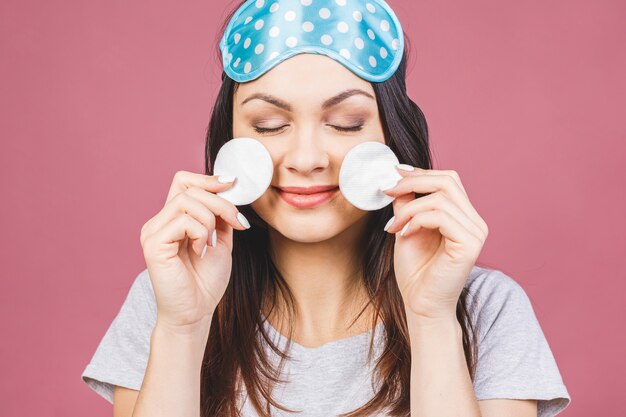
[
  {"x1": 214, "y1": 137, "x2": 273, "y2": 205},
  {"x1": 339, "y1": 141, "x2": 403, "y2": 211}
]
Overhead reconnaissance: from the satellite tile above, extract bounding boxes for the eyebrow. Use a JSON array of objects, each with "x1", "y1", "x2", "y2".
[{"x1": 240, "y1": 88, "x2": 375, "y2": 112}]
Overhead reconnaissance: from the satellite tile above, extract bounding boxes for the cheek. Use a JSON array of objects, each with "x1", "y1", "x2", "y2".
[
  {"x1": 249, "y1": 187, "x2": 278, "y2": 218},
  {"x1": 232, "y1": 116, "x2": 251, "y2": 139}
]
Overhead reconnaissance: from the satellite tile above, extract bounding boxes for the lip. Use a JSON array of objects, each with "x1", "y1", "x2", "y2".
[{"x1": 274, "y1": 185, "x2": 339, "y2": 209}]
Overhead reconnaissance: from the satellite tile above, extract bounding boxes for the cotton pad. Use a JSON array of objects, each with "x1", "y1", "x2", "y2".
[
  {"x1": 339, "y1": 141, "x2": 403, "y2": 211},
  {"x1": 214, "y1": 137, "x2": 273, "y2": 205}
]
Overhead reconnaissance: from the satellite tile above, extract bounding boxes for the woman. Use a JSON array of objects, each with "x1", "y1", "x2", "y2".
[{"x1": 81, "y1": 1, "x2": 571, "y2": 416}]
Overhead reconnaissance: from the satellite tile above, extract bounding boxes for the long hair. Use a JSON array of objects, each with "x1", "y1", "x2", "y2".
[{"x1": 200, "y1": 3, "x2": 481, "y2": 416}]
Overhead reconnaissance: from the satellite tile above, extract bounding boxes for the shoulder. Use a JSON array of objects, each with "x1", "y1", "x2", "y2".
[
  {"x1": 464, "y1": 265, "x2": 531, "y2": 311},
  {"x1": 463, "y1": 265, "x2": 539, "y2": 343},
  {"x1": 134, "y1": 267, "x2": 155, "y2": 302},
  {"x1": 81, "y1": 268, "x2": 158, "y2": 404},
  {"x1": 112, "y1": 268, "x2": 157, "y2": 326},
  {"x1": 462, "y1": 267, "x2": 572, "y2": 415},
  {"x1": 465, "y1": 264, "x2": 526, "y2": 299},
  {"x1": 124, "y1": 267, "x2": 156, "y2": 309}
]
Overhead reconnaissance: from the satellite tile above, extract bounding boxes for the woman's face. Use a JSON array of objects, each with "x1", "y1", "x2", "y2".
[{"x1": 232, "y1": 53, "x2": 386, "y2": 243}]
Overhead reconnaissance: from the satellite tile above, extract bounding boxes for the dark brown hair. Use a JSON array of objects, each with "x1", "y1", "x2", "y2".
[{"x1": 200, "y1": 2, "x2": 481, "y2": 416}]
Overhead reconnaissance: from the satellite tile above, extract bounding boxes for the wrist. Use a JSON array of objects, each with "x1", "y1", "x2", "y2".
[
  {"x1": 155, "y1": 315, "x2": 212, "y2": 340},
  {"x1": 406, "y1": 309, "x2": 462, "y2": 333}
]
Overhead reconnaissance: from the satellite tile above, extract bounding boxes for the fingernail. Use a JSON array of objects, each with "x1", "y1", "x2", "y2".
[
  {"x1": 218, "y1": 175, "x2": 237, "y2": 183},
  {"x1": 379, "y1": 178, "x2": 399, "y2": 192},
  {"x1": 384, "y1": 216, "x2": 395, "y2": 231},
  {"x1": 237, "y1": 212, "x2": 251, "y2": 229},
  {"x1": 399, "y1": 223, "x2": 410, "y2": 236},
  {"x1": 211, "y1": 229, "x2": 217, "y2": 247},
  {"x1": 200, "y1": 243, "x2": 208, "y2": 259},
  {"x1": 396, "y1": 164, "x2": 415, "y2": 172}
]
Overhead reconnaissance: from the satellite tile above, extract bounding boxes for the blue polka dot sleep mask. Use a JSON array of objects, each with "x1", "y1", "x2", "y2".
[{"x1": 219, "y1": 0, "x2": 405, "y2": 83}]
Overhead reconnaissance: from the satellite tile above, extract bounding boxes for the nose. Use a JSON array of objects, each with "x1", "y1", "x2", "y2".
[{"x1": 280, "y1": 126, "x2": 330, "y2": 175}]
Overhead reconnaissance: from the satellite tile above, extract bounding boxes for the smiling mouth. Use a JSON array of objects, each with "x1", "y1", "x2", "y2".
[{"x1": 273, "y1": 186, "x2": 340, "y2": 209}]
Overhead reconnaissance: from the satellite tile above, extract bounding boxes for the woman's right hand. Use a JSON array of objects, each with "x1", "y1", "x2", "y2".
[{"x1": 139, "y1": 170, "x2": 250, "y2": 333}]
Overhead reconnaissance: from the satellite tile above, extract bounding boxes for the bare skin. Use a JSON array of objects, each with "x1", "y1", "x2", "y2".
[{"x1": 235, "y1": 54, "x2": 385, "y2": 346}]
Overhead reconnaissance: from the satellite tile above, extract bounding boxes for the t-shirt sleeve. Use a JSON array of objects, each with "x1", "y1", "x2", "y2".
[
  {"x1": 81, "y1": 268, "x2": 157, "y2": 404},
  {"x1": 467, "y1": 267, "x2": 571, "y2": 417}
]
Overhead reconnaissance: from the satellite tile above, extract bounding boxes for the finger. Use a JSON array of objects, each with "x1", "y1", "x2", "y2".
[
  {"x1": 185, "y1": 186, "x2": 250, "y2": 231},
  {"x1": 385, "y1": 191, "x2": 486, "y2": 243},
  {"x1": 143, "y1": 186, "x2": 249, "y2": 240},
  {"x1": 165, "y1": 170, "x2": 237, "y2": 204},
  {"x1": 395, "y1": 165, "x2": 468, "y2": 196},
  {"x1": 142, "y1": 171, "x2": 237, "y2": 242},
  {"x1": 150, "y1": 192, "x2": 217, "y2": 245},
  {"x1": 388, "y1": 187, "x2": 414, "y2": 227},
  {"x1": 398, "y1": 210, "x2": 484, "y2": 262},
  {"x1": 212, "y1": 209, "x2": 235, "y2": 252},
  {"x1": 143, "y1": 213, "x2": 210, "y2": 262},
  {"x1": 179, "y1": 216, "x2": 229, "y2": 268},
  {"x1": 383, "y1": 167, "x2": 488, "y2": 236}
]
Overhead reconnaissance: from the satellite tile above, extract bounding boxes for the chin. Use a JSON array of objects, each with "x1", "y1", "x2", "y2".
[
  {"x1": 276, "y1": 225, "x2": 340, "y2": 243},
  {"x1": 270, "y1": 211, "x2": 347, "y2": 242}
]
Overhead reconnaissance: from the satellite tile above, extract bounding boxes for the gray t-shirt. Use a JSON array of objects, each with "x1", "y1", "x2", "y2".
[{"x1": 81, "y1": 265, "x2": 571, "y2": 416}]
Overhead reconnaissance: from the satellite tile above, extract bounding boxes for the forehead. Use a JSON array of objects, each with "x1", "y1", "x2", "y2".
[{"x1": 233, "y1": 53, "x2": 375, "y2": 106}]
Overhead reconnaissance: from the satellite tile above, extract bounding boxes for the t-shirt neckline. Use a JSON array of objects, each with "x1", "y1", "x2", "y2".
[{"x1": 259, "y1": 311, "x2": 385, "y2": 353}]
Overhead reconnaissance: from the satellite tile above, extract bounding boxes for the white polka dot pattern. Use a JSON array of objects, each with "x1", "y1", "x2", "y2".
[
  {"x1": 321, "y1": 34, "x2": 333, "y2": 45},
  {"x1": 285, "y1": 36, "x2": 298, "y2": 47},
  {"x1": 220, "y1": 0, "x2": 405, "y2": 82},
  {"x1": 269, "y1": 26, "x2": 280, "y2": 37}
]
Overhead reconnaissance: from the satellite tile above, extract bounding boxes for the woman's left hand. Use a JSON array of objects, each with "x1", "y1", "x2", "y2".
[{"x1": 382, "y1": 165, "x2": 489, "y2": 321}]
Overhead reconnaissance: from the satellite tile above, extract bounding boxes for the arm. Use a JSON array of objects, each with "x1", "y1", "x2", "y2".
[
  {"x1": 113, "y1": 386, "x2": 139, "y2": 417},
  {"x1": 407, "y1": 312, "x2": 537, "y2": 417},
  {"x1": 130, "y1": 317, "x2": 211, "y2": 417},
  {"x1": 407, "y1": 312, "x2": 481, "y2": 417},
  {"x1": 382, "y1": 166, "x2": 538, "y2": 416}
]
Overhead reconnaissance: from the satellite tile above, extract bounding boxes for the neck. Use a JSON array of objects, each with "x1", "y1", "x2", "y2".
[{"x1": 263, "y1": 216, "x2": 377, "y2": 346}]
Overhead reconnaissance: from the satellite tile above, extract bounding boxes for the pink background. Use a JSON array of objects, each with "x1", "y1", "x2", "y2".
[{"x1": 1, "y1": 0, "x2": 624, "y2": 415}]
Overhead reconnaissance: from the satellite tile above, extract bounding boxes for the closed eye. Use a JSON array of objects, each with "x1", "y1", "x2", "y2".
[{"x1": 253, "y1": 124, "x2": 364, "y2": 134}]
